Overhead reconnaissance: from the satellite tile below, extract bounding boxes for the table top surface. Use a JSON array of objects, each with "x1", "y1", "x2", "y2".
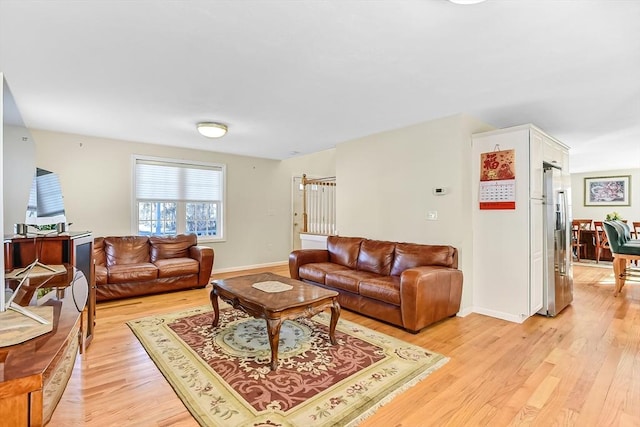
[
  {"x1": 211, "y1": 272, "x2": 338, "y2": 311},
  {"x1": 4, "y1": 230, "x2": 92, "y2": 241}
]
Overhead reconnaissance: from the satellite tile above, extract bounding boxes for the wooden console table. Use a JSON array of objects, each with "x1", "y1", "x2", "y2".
[
  {"x1": 3, "y1": 232, "x2": 95, "y2": 350},
  {"x1": 0, "y1": 266, "x2": 85, "y2": 426}
]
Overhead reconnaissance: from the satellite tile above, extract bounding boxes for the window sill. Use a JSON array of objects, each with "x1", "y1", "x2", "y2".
[{"x1": 196, "y1": 236, "x2": 226, "y2": 244}]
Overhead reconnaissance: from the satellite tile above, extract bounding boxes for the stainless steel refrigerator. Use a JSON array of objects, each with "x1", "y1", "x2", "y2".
[{"x1": 538, "y1": 163, "x2": 573, "y2": 316}]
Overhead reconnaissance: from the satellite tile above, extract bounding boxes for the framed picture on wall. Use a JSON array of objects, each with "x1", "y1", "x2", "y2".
[{"x1": 584, "y1": 175, "x2": 631, "y2": 206}]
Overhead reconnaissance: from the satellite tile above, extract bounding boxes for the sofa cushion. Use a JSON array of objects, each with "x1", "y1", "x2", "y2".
[
  {"x1": 107, "y1": 262, "x2": 158, "y2": 284},
  {"x1": 390, "y1": 243, "x2": 455, "y2": 276},
  {"x1": 604, "y1": 221, "x2": 640, "y2": 255},
  {"x1": 359, "y1": 276, "x2": 401, "y2": 306},
  {"x1": 327, "y1": 236, "x2": 364, "y2": 268},
  {"x1": 617, "y1": 220, "x2": 632, "y2": 241},
  {"x1": 95, "y1": 264, "x2": 108, "y2": 285},
  {"x1": 357, "y1": 239, "x2": 395, "y2": 275},
  {"x1": 325, "y1": 270, "x2": 380, "y2": 293},
  {"x1": 93, "y1": 237, "x2": 106, "y2": 266},
  {"x1": 605, "y1": 221, "x2": 630, "y2": 249},
  {"x1": 105, "y1": 236, "x2": 150, "y2": 267},
  {"x1": 154, "y1": 257, "x2": 200, "y2": 278},
  {"x1": 149, "y1": 234, "x2": 197, "y2": 262},
  {"x1": 299, "y1": 262, "x2": 350, "y2": 284}
]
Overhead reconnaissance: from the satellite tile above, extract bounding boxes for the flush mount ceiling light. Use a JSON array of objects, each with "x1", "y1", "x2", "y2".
[
  {"x1": 196, "y1": 122, "x2": 228, "y2": 138},
  {"x1": 448, "y1": 0, "x2": 486, "y2": 4}
]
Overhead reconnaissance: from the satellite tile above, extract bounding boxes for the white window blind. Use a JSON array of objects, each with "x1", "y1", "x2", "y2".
[
  {"x1": 135, "y1": 160, "x2": 222, "y2": 201},
  {"x1": 133, "y1": 156, "x2": 225, "y2": 240}
]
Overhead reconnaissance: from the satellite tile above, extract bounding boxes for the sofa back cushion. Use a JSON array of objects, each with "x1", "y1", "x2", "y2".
[
  {"x1": 357, "y1": 239, "x2": 395, "y2": 275},
  {"x1": 617, "y1": 220, "x2": 632, "y2": 241},
  {"x1": 104, "y1": 236, "x2": 150, "y2": 267},
  {"x1": 604, "y1": 220, "x2": 625, "y2": 251},
  {"x1": 327, "y1": 236, "x2": 364, "y2": 269},
  {"x1": 93, "y1": 237, "x2": 106, "y2": 266},
  {"x1": 149, "y1": 234, "x2": 197, "y2": 262},
  {"x1": 390, "y1": 243, "x2": 457, "y2": 276}
]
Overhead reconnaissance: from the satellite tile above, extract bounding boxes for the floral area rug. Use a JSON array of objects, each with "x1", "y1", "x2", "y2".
[{"x1": 127, "y1": 305, "x2": 448, "y2": 427}]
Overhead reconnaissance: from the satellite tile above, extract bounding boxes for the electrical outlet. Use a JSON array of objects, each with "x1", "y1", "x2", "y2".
[{"x1": 427, "y1": 210, "x2": 438, "y2": 220}]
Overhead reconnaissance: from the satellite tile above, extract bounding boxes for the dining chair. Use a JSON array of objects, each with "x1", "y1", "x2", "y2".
[
  {"x1": 571, "y1": 220, "x2": 587, "y2": 261},
  {"x1": 602, "y1": 221, "x2": 640, "y2": 296},
  {"x1": 573, "y1": 219, "x2": 593, "y2": 230},
  {"x1": 593, "y1": 221, "x2": 610, "y2": 263},
  {"x1": 632, "y1": 222, "x2": 640, "y2": 265}
]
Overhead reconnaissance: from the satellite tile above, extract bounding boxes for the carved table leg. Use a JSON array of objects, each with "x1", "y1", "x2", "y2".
[
  {"x1": 266, "y1": 317, "x2": 283, "y2": 371},
  {"x1": 210, "y1": 289, "x2": 220, "y2": 327},
  {"x1": 329, "y1": 299, "x2": 341, "y2": 345},
  {"x1": 613, "y1": 257, "x2": 626, "y2": 296}
]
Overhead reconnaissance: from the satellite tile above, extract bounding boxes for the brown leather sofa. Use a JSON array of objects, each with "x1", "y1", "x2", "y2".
[
  {"x1": 93, "y1": 234, "x2": 214, "y2": 301},
  {"x1": 289, "y1": 236, "x2": 463, "y2": 333}
]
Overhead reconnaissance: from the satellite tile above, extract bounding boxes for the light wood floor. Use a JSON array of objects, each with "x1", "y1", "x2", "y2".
[{"x1": 49, "y1": 264, "x2": 640, "y2": 426}]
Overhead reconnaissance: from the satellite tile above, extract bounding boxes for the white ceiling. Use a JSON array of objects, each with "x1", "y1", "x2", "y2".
[{"x1": 1, "y1": 0, "x2": 639, "y2": 173}]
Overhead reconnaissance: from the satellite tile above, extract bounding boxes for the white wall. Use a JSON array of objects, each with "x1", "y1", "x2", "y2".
[
  {"x1": 335, "y1": 114, "x2": 495, "y2": 313},
  {"x1": 31, "y1": 114, "x2": 509, "y2": 316},
  {"x1": 31, "y1": 129, "x2": 335, "y2": 271},
  {"x1": 280, "y1": 148, "x2": 335, "y2": 178},
  {"x1": 570, "y1": 168, "x2": 640, "y2": 222}
]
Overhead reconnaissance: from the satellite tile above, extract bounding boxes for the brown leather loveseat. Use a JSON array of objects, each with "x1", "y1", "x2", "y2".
[
  {"x1": 289, "y1": 236, "x2": 463, "y2": 333},
  {"x1": 93, "y1": 234, "x2": 214, "y2": 301}
]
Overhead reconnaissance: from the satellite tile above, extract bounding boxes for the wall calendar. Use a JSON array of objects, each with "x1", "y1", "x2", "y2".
[{"x1": 479, "y1": 148, "x2": 516, "y2": 210}]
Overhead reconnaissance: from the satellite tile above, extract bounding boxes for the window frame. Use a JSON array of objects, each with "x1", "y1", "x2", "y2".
[{"x1": 131, "y1": 155, "x2": 226, "y2": 242}]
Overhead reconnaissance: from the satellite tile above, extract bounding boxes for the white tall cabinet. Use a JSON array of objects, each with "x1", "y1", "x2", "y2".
[{"x1": 471, "y1": 124, "x2": 570, "y2": 323}]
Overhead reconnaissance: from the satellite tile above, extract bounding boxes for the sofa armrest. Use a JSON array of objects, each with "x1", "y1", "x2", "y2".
[
  {"x1": 190, "y1": 245, "x2": 214, "y2": 286},
  {"x1": 399, "y1": 266, "x2": 463, "y2": 333},
  {"x1": 288, "y1": 249, "x2": 329, "y2": 279}
]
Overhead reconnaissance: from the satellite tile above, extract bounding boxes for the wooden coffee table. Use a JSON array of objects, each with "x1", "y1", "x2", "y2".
[{"x1": 210, "y1": 272, "x2": 340, "y2": 370}]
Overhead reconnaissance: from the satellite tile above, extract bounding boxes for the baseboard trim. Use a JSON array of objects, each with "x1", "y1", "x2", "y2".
[
  {"x1": 213, "y1": 260, "x2": 288, "y2": 274},
  {"x1": 456, "y1": 306, "x2": 474, "y2": 318},
  {"x1": 472, "y1": 307, "x2": 526, "y2": 324}
]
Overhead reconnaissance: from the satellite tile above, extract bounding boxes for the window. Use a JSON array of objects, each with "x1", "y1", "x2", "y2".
[{"x1": 133, "y1": 156, "x2": 225, "y2": 241}]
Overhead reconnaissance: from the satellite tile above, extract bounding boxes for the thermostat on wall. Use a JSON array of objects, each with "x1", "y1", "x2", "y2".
[{"x1": 433, "y1": 187, "x2": 449, "y2": 196}]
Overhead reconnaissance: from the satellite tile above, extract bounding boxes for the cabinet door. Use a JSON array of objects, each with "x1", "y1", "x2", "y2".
[
  {"x1": 530, "y1": 130, "x2": 543, "y2": 199},
  {"x1": 542, "y1": 136, "x2": 563, "y2": 166},
  {"x1": 0, "y1": 394, "x2": 30, "y2": 426},
  {"x1": 530, "y1": 198, "x2": 544, "y2": 314}
]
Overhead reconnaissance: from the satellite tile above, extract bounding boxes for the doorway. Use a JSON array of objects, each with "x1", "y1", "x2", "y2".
[{"x1": 291, "y1": 175, "x2": 304, "y2": 251}]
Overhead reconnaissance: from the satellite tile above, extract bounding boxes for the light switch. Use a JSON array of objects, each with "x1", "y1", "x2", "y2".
[{"x1": 427, "y1": 211, "x2": 438, "y2": 220}]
